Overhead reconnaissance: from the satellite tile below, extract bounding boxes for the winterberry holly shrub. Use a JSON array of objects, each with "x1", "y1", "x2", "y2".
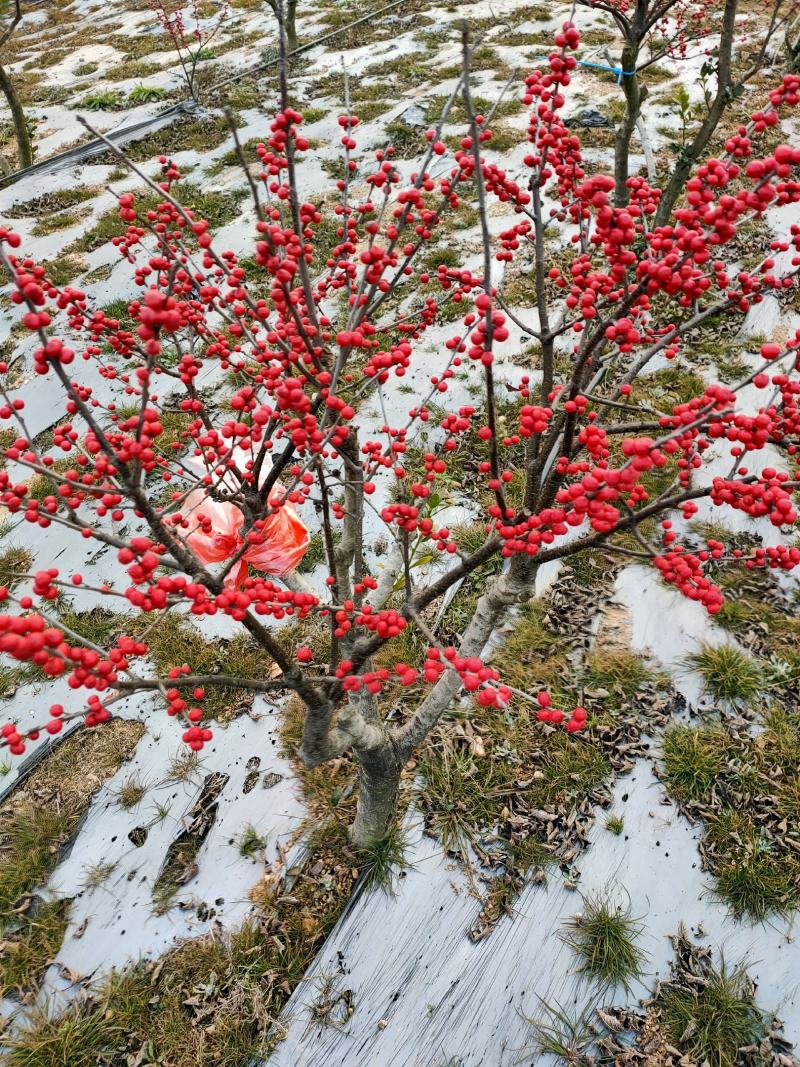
[
  {"x1": 147, "y1": 0, "x2": 230, "y2": 102},
  {"x1": 0, "y1": 23, "x2": 799, "y2": 844}
]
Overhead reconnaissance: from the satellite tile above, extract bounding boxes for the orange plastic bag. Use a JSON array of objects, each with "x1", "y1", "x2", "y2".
[
  {"x1": 243, "y1": 489, "x2": 310, "y2": 574},
  {"x1": 182, "y1": 483, "x2": 310, "y2": 580}
]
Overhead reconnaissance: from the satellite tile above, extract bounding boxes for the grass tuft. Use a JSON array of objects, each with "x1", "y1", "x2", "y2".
[
  {"x1": 81, "y1": 861, "x2": 116, "y2": 890},
  {"x1": 134, "y1": 613, "x2": 274, "y2": 721},
  {"x1": 596, "y1": 931, "x2": 782, "y2": 1065},
  {"x1": 686, "y1": 642, "x2": 762, "y2": 705},
  {"x1": 709, "y1": 812, "x2": 796, "y2": 920},
  {"x1": 524, "y1": 999, "x2": 597, "y2": 1062},
  {"x1": 560, "y1": 892, "x2": 646, "y2": 990},
  {"x1": 660, "y1": 724, "x2": 727, "y2": 802},
  {"x1": 128, "y1": 83, "x2": 168, "y2": 104},
  {"x1": 115, "y1": 773, "x2": 147, "y2": 810},
  {"x1": 661, "y1": 709, "x2": 800, "y2": 918},
  {"x1": 1, "y1": 901, "x2": 70, "y2": 998},
  {"x1": 80, "y1": 89, "x2": 122, "y2": 110},
  {"x1": 0, "y1": 545, "x2": 32, "y2": 592},
  {"x1": 605, "y1": 814, "x2": 624, "y2": 835},
  {"x1": 659, "y1": 958, "x2": 769, "y2": 1067},
  {"x1": 356, "y1": 821, "x2": 411, "y2": 893},
  {"x1": 31, "y1": 211, "x2": 81, "y2": 236},
  {"x1": 238, "y1": 824, "x2": 266, "y2": 858}
]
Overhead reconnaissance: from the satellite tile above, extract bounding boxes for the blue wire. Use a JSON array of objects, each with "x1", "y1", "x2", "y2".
[{"x1": 534, "y1": 54, "x2": 637, "y2": 84}]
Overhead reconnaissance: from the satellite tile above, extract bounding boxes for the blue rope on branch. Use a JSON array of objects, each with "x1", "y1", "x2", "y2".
[
  {"x1": 576, "y1": 58, "x2": 637, "y2": 83},
  {"x1": 534, "y1": 55, "x2": 638, "y2": 84}
]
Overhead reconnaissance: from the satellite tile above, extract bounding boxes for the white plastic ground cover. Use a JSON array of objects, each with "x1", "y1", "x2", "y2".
[
  {"x1": 0, "y1": 0, "x2": 275, "y2": 162},
  {"x1": 0, "y1": 690, "x2": 306, "y2": 1027},
  {"x1": 265, "y1": 760, "x2": 800, "y2": 1067},
  {"x1": 616, "y1": 564, "x2": 742, "y2": 707},
  {"x1": 0, "y1": 0, "x2": 795, "y2": 1047},
  {"x1": 263, "y1": 549, "x2": 800, "y2": 1064},
  {"x1": 44, "y1": 695, "x2": 303, "y2": 975},
  {"x1": 266, "y1": 558, "x2": 798, "y2": 1064}
]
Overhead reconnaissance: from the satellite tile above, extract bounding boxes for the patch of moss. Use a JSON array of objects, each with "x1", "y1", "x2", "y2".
[
  {"x1": 96, "y1": 114, "x2": 231, "y2": 166},
  {"x1": 30, "y1": 211, "x2": 82, "y2": 236},
  {"x1": 384, "y1": 117, "x2": 426, "y2": 159},
  {"x1": 3, "y1": 186, "x2": 100, "y2": 220},
  {"x1": 419, "y1": 564, "x2": 670, "y2": 880},
  {"x1": 136, "y1": 613, "x2": 275, "y2": 720},
  {"x1": 67, "y1": 182, "x2": 246, "y2": 254},
  {"x1": 37, "y1": 254, "x2": 87, "y2": 288}
]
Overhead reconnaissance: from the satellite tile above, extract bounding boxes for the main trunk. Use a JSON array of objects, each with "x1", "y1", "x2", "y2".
[
  {"x1": 613, "y1": 42, "x2": 642, "y2": 207},
  {"x1": 321, "y1": 564, "x2": 537, "y2": 847},
  {"x1": 286, "y1": 0, "x2": 298, "y2": 52},
  {"x1": 0, "y1": 63, "x2": 32, "y2": 171},
  {"x1": 350, "y1": 738, "x2": 401, "y2": 847}
]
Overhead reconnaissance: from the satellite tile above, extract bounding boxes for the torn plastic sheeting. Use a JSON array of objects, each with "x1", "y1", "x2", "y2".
[{"x1": 41, "y1": 695, "x2": 306, "y2": 981}]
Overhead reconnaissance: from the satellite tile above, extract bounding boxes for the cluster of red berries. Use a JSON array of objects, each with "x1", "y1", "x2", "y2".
[{"x1": 536, "y1": 691, "x2": 587, "y2": 733}]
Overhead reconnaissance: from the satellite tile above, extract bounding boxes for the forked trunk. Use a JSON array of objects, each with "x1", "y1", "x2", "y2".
[{"x1": 348, "y1": 563, "x2": 539, "y2": 844}]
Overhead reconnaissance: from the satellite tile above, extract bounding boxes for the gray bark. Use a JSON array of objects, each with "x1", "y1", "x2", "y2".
[
  {"x1": 393, "y1": 562, "x2": 536, "y2": 761},
  {"x1": 613, "y1": 42, "x2": 644, "y2": 207},
  {"x1": 350, "y1": 734, "x2": 402, "y2": 847},
  {"x1": 317, "y1": 563, "x2": 539, "y2": 846},
  {"x1": 654, "y1": 0, "x2": 738, "y2": 226},
  {"x1": 0, "y1": 62, "x2": 32, "y2": 170},
  {"x1": 267, "y1": 0, "x2": 298, "y2": 54},
  {"x1": 286, "y1": 0, "x2": 298, "y2": 52}
]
